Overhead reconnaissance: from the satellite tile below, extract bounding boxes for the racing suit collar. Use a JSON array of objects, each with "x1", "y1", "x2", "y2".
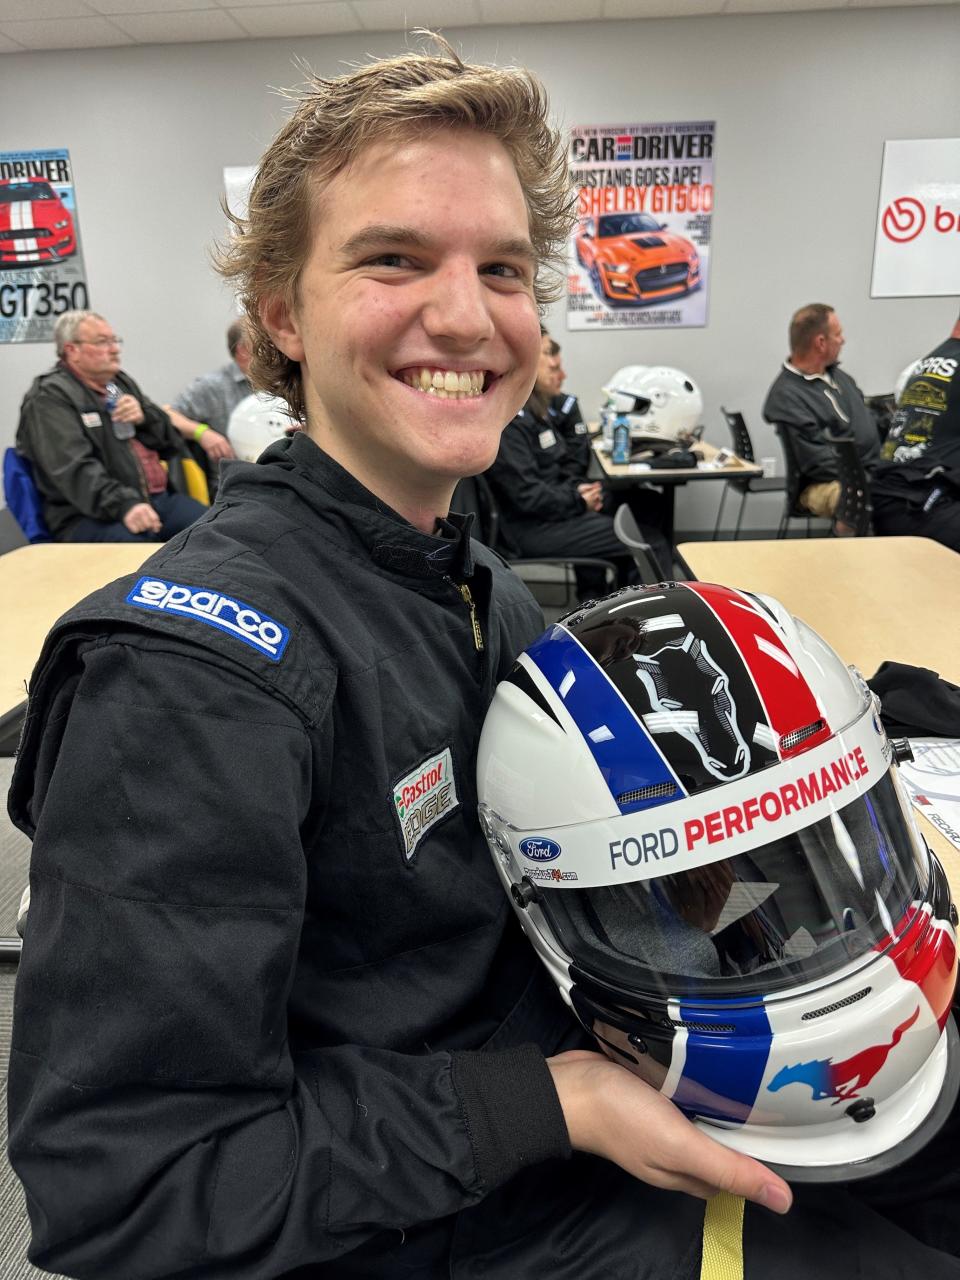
[{"x1": 224, "y1": 430, "x2": 477, "y2": 582}]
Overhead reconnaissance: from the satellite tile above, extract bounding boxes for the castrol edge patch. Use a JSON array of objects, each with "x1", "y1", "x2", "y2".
[{"x1": 392, "y1": 747, "x2": 459, "y2": 864}]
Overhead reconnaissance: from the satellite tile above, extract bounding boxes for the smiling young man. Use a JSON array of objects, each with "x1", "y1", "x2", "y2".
[{"x1": 15, "y1": 40, "x2": 960, "y2": 1280}]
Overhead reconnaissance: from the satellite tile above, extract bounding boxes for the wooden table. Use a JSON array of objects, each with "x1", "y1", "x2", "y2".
[
  {"x1": 1, "y1": 543, "x2": 151, "y2": 738},
  {"x1": 676, "y1": 535, "x2": 960, "y2": 895},
  {"x1": 594, "y1": 440, "x2": 764, "y2": 544}
]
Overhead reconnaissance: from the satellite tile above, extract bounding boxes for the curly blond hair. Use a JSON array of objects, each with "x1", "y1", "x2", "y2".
[{"x1": 215, "y1": 36, "x2": 572, "y2": 423}]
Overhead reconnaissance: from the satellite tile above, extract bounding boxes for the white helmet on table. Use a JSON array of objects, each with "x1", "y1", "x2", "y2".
[{"x1": 602, "y1": 366, "x2": 703, "y2": 450}]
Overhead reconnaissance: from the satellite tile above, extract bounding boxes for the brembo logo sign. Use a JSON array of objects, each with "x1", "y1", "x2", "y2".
[
  {"x1": 881, "y1": 197, "x2": 926, "y2": 243},
  {"x1": 872, "y1": 140, "x2": 960, "y2": 298}
]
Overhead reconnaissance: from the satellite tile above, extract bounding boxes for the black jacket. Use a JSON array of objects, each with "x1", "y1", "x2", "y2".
[
  {"x1": 7, "y1": 434, "x2": 573, "y2": 1279},
  {"x1": 762, "y1": 362, "x2": 880, "y2": 486},
  {"x1": 486, "y1": 403, "x2": 587, "y2": 553},
  {"x1": 873, "y1": 337, "x2": 960, "y2": 500},
  {"x1": 16, "y1": 363, "x2": 188, "y2": 537}
]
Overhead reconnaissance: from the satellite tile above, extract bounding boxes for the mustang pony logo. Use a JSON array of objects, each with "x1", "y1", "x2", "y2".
[
  {"x1": 767, "y1": 1007, "x2": 919, "y2": 1104},
  {"x1": 634, "y1": 631, "x2": 750, "y2": 781}
]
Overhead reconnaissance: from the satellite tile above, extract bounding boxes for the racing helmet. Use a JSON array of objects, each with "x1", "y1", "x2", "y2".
[
  {"x1": 227, "y1": 392, "x2": 299, "y2": 463},
  {"x1": 602, "y1": 366, "x2": 703, "y2": 450},
  {"x1": 477, "y1": 583, "x2": 958, "y2": 1181}
]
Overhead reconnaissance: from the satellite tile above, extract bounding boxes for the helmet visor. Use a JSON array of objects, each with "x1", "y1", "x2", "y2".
[{"x1": 536, "y1": 766, "x2": 930, "y2": 997}]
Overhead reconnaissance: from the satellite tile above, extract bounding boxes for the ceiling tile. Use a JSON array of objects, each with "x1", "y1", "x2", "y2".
[
  {"x1": 0, "y1": 0, "x2": 94, "y2": 17},
  {"x1": 724, "y1": 0, "x2": 841, "y2": 10},
  {"x1": 479, "y1": 0, "x2": 603, "y2": 21},
  {"x1": 353, "y1": 0, "x2": 482, "y2": 31},
  {"x1": 86, "y1": 0, "x2": 218, "y2": 14},
  {"x1": 848, "y1": 0, "x2": 959, "y2": 6},
  {"x1": 602, "y1": 0, "x2": 723, "y2": 15},
  {"x1": 228, "y1": 3, "x2": 358, "y2": 33},
  {"x1": 0, "y1": 15, "x2": 134, "y2": 46},
  {"x1": 109, "y1": 7, "x2": 246, "y2": 38}
]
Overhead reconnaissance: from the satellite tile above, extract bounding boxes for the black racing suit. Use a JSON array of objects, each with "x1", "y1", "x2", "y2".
[
  {"x1": 7, "y1": 434, "x2": 579, "y2": 1278},
  {"x1": 9, "y1": 434, "x2": 960, "y2": 1279},
  {"x1": 549, "y1": 392, "x2": 591, "y2": 475},
  {"x1": 487, "y1": 403, "x2": 671, "y2": 590},
  {"x1": 16, "y1": 362, "x2": 189, "y2": 539},
  {"x1": 872, "y1": 337, "x2": 960, "y2": 551}
]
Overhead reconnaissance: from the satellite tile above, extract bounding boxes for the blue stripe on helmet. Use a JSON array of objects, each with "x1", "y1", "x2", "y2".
[
  {"x1": 525, "y1": 625, "x2": 682, "y2": 815},
  {"x1": 672, "y1": 999, "x2": 773, "y2": 1125}
]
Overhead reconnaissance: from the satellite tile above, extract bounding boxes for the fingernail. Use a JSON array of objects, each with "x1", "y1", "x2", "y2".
[{"x1": 760, "y1": 1184, "x2": 791, "y2": 1215}]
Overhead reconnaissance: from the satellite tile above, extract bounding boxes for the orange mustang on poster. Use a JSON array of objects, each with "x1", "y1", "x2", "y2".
[{"x1": 567, "y1": 121, "x2": 715, "y2": 331}]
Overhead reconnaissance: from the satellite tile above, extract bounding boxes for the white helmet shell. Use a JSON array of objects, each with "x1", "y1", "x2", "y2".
[
  {"x1": 227, "y1": 392, "x2": 298, "y2": 463},
  {"x1": 477, "y1": 582, "x2": 959, "y2": 1181},
  {"x1": 602, "y1": 366, "x2": 703, "y2": 449}
]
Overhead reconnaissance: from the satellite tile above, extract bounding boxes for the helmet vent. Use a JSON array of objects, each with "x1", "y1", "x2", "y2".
[
  {"x1": 668, "y1": 1018, "x2": 735, "y2": 1033},
  {"x1": 780, "y1": 719, "x2": 826, "y2": 752},
  {"x1": 617, "y1": 782, "x2": 677, "y2": 805},
  {"x1": 801, "y1": 987, "x2": 871, "y2": 1020}
]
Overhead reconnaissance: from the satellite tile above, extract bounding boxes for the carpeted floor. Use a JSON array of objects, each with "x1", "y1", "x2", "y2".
[{"x1": 0, "y1": 758, "x2": 68, "y2": 1279}]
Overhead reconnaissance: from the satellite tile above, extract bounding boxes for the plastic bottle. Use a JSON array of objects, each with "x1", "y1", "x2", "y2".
[
  {"x1": 612, "y1": 414, "x2": 631, "y2": 465},
  {"x1": 105, "y1": 381, "x2": 134, "y2": 439},
  {"x1": 600, "y1": 403, "x2": 615, "y2": 453}
]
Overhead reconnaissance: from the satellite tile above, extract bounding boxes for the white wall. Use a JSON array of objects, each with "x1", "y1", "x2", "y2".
[{"x1": 1, "y1": 6, "x2": 958, "y2": 532}]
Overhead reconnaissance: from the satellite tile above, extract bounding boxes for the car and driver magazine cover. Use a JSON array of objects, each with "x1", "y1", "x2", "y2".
[
  {"x1": 0, "y1": 148, "x2": 90, "y2": 344},
  {"x1": 567, "y1": 121, "x2": 715, "y2": 331}
]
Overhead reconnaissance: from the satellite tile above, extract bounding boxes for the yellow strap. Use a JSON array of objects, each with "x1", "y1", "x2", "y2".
[{"x1": 700, "y1": 1192, "x2": 745, "y2": 1280}]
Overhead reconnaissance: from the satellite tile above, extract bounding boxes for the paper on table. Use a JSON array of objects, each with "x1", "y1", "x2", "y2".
[{"x1": 898, "y1": 739, "x2": 960, "y2": 852}]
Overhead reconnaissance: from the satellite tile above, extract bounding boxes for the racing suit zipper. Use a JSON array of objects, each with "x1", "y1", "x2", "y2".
[{"x1": 455, "y1": 581, "x2": 484, "y2": 652}]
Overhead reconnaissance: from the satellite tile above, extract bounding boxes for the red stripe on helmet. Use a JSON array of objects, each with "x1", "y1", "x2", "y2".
[{"x1": 683, "y1": 582, "x2": 831, "y2": 759}]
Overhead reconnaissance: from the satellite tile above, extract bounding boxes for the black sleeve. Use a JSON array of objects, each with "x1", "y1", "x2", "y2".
[
  {"x1": 8, "y1": 637, "x2": 569, "y2": 1280},
  {"x1": 487, "y1": 421, "x2": 585, "y2": 520},
  {"x1": 763, "y1": 383, "x2": 838, "y2": 482},
  {"x1": 19, "y1": 384, "x2": 143, "y2": 521}
]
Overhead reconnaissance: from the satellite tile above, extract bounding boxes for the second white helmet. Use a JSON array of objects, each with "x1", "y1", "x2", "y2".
[
  {"x1": 227, "y1": 392, "x2": 299, "y2": 464},
  {"x1": 603, "y1": 366, "x2": 704, "y2": 450}
]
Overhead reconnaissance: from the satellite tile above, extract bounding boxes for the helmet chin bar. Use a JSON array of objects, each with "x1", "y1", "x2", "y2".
[{"x1": 706, "y1": 1021, "x2": 959, "y2": 1183}]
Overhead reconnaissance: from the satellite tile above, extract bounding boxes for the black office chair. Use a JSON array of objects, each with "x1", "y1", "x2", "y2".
[
  {"x1": 772, "y1": 424, "x2": 822, "y2": 539},
  {"x1": 832, "y1": 437, "x2": 873, "y2": 537},
  {"x1": 450, "y1": 473, "x2": 620, "y2": 610},
  {"x1": 773, "y1": 426, "x2": 872, "y2": 539},
  {"x1": 612, "y1": 505, "x2": 684, "y2": 583},
  {"x1": 712, "y1": 409, "x2": 786, "y2": 541}
]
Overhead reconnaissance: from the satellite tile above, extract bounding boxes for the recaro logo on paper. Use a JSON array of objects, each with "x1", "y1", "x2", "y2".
[{"x1": 125, "y1": 577, "x2": 290, "y2": 660}]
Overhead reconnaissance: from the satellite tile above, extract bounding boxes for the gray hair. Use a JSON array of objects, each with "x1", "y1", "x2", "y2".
[{"x1": 54, "y1": 310, "x2": 106, "y2": 357}]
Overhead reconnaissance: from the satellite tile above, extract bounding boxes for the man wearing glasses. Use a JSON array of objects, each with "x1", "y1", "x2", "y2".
[{"x1": 16, "y1": 309, "x2": 207, "y2": 541}]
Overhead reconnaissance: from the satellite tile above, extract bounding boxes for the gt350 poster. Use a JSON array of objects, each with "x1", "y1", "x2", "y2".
[
  {"x1": 567, "y1": 122, "x2": 714, "y2": 331},
  {"x1": 0, "y1": 149, "x2": 89, "y2": 344}
]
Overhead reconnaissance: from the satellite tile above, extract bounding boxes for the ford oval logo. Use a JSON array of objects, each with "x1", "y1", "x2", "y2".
[{"x1": 519, "y1": 837, "x2": 562, "y2": 863}]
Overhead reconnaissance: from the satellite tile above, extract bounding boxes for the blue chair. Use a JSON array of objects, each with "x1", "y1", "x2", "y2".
[{"x1": 3, "y1": 448, "x2": 51, "y2": 543}]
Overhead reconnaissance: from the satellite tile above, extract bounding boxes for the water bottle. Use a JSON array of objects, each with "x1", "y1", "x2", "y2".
[
  {"x1": 105, "y1": 381, "x2": 134, "y2": 439},
  {"x1": 600, "y1": 404, "x2": 615, "y2": 454},
  {"x1": 612, "y1": 414, "x2": 631, "y2": 465}
]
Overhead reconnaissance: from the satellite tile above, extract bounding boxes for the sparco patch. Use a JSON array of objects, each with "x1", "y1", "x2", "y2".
[
  {"x1": 125, "y1": 576, "x2": 290, "y2": 661},
  {"x1": 392, "y1": 747, "x2": 459, "y2": 863}
]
